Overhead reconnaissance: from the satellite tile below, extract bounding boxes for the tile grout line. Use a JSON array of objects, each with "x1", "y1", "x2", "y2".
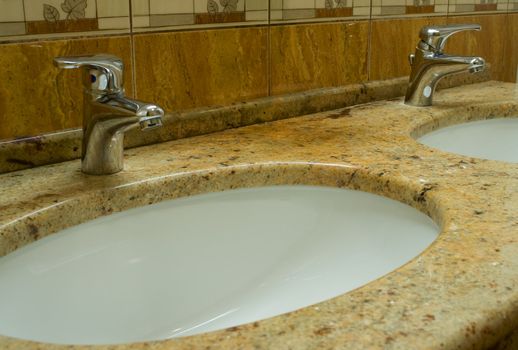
[
  {"x1": 95, "y1": 0, "x2": 98, "y2": 26},
  {"x1": 367, "y1": 0, "x2": 373, "y2": 81},
  {"x1": 129, "y1": 0, "x2": 137, "y2": 98},
  {"x1": 266, "y1": 0, "x2": 272, "y2": 96},
  {"x1": 21, "y1": 0, "x2": 27, "y2": 35}
]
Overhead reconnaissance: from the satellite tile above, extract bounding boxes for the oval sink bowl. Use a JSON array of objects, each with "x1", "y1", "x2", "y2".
[
  {"x1": 0, "y1": 185, "x2": 438, "y2": 345},
  {"x1": 418, "y1": 117, "x2": 518, "y2": 163}
]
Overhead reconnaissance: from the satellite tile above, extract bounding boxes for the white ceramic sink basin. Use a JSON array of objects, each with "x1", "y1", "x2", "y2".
[
  {"x1": 418, "y1": 117, "x2": 518, "y2": 163},
  {"x1": 0, "y1": 185, "x2": 439, "y2": 345}
]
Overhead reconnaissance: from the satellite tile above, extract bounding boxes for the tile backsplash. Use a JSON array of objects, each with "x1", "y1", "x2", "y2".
[{"x1": 0, "y1": 1, "x2": 516, "y2": 141}]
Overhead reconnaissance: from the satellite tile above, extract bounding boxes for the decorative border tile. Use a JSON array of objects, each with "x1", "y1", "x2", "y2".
[
  {"x1": 448, "y1": 0, "x2": 507, "y2": 14},
  {"x1": 270, "y1": 0, "x2": 369, "y2": 22},
  {"x1": 372, "y1": 0, "x2": 449, "y2": 17},
  {"x1": 132, "y1": 0, "x2": 268, "y2": 33},
  {"x1": 267, "y1": 0, "x2": 510, "y2": 20},
  {"x1": 0, "y1": 0, "x2": 130, "y2": 42},
  {"x1": 0, "y1": 0, "x2": 514, "y2": 41}
]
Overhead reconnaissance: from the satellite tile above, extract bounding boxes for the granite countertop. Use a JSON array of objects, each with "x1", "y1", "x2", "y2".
[{"x1": 0, "y1": 81, "x2": 517, "y2": 349}]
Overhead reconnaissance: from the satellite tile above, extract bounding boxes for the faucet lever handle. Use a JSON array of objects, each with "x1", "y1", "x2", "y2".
[
  {"x1": 54, "y1": 54, "x2": 124, "y2": 94},
  {"x1": 420, "y1": 24, "x2": 481, "y2": 53}
]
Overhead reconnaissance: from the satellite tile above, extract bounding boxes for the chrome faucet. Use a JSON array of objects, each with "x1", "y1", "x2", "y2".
[
  {"x1": 404, "y1": 24, "x2": 486, "y2": 107},
  {"x1": 54, "y1": 54, "x2": 164, "y2": 175}
]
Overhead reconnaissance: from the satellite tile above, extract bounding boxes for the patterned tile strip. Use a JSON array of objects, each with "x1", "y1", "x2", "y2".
[{"x1": 0, "y1": 0, "x2": 514, "y2": 41}]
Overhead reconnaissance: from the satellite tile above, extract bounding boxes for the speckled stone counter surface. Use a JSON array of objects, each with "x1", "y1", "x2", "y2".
[{"x1": 0, "y1": 81, "x2": 517, "y2": 349}]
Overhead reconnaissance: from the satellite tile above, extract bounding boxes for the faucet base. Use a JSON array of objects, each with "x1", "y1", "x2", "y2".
[{"x1": 82, "y1": 129, "x2": 125, "y2": 175}]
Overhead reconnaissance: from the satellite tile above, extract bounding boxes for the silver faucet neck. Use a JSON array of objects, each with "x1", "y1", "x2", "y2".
[{"x1": 405, "y1": 24, "x2": 485, "y2": 107}]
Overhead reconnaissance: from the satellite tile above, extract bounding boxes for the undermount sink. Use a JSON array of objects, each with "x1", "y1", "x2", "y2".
[
  {"x1": 0, "y1": 185, "x2": 439, "y2": 345},
  {"x1": 417, "y1": 117, "x2": 518, "y2": 163}
]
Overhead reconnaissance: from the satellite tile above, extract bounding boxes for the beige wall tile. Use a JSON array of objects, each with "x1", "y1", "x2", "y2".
[
  {"x1": 452, "y1": 4, "x2": 475, "y2": 12},
  {"x1": 435, "y1": 4, "x2": 448, "y2": 12},
  {"x1": 315, "y1": 0, "x2": 326, "y2": 7},
  {"x1": 456, "y1": 0, "x2": 475, "y2": 5},
  {"x1": 282, "y1": 9, "x2": 316, "y2": 19},
  {"x1": 96, "y1": 0, "x2": 130, "y2": 17},
  {"x1": 149, "y1": 14, "x2": 195, "y2": 27},
  {"x1": 283, "y1": 0, "x2": 315, "y2": 9},
  {"x1": 133, "y1": 16, "x2": 150, "y2": 27},
  {"x1": 380, "y1": 6, "x2": 406, "y2": 14},
  {"x1": 150, "y1": 0, "x2": 194, "y2": 14},
  {"x1": 354, "y1": 6, "x2": 371, "y2": 15},
  {"x1": 270, "y1": 10, "x2": 283, "y2": 19},
  {"x1": 0, "y1": 23, "x2": 25, "y2": 36},
  {"x1": 194, "y1": 0, "x2": 209, "y2": 12},
  {"x1": 497, "y1": 3, "x2": 508, "y2": 11},
  {"x1": 0, "y1": 0, "x2": 24, "y2": 22},
  {"x1": 132, "y1": 0, "x2": 150, "y2": 15},
  {"x1": 356, "y1": 0, "x2": 372, "y2": 7},
  {"x1": 383, "y1": 0, "x2": 407, "y2": 6},
  {"x1": 246, "y1": 10, "x2": 268, "y2": 21},
  {"x1": 98, "y1": 17, "x2": 130, "y2": 29},
  {"x1": 246, "y1": 0, "x2": 268, "y2": 10},
  {"x1": 271, "y1": 0, "x2": 283, "y2": 9}
]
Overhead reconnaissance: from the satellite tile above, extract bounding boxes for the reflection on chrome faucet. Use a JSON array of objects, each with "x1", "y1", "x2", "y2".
[
  {"x1": 54, "y1": 54, "x2": 164, "y2": 175},
  {"x1": 405, "y1": 24, "x2": 486, "y2": 107}
]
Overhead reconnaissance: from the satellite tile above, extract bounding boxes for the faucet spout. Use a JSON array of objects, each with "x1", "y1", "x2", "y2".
[
  {"x1": 405, "y1": 53, "x2": 485, "y2": 106},
  {"x1": 137, "y1": 106, "x2": 164, "y2": 131},
  {"x1": 100, "y1": 95, "x2": 164, "y2": 131},
  {"x1": 428, "y1": 55, "x2": 485, "y2": 74}
]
